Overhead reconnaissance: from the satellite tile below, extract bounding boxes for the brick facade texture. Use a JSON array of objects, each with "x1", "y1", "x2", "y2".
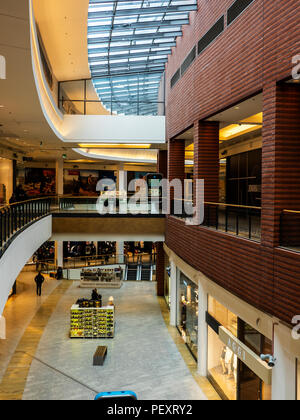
[{"x1": 164, "y1": 0, "x2": 300, "y2": 326}]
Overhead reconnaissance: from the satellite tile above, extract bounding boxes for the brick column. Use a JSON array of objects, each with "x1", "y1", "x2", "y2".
[
  {"x1": 168, "y1": 139, "x2": 185, "y2": 212},
  {"x1": 262, "y1": 82, "x2": 300, "y2": 248},
  {"x1": 193, "y1": 121, "x2": 220, "y2": 224},
  {"x1": 157, "y1": 150, "x2": 168, "y2": 179},
  {"x1": 168, "y1": 139, "x2": 185, "y2": 183},
  {"x1": 156, "y1": 242, "x2": 165, "y2": 297}
]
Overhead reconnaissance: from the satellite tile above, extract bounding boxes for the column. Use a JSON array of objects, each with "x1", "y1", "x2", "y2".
[
  {"x1": 272, "y1": 324, "x2": 297, "y2": 400},
  {"x1": 193, "y1": 120, "x2": 220, "y2": 207},
  {"x1": 157, "y1": 150, "x2": 168, "y2": 179},
  {"x1": 197, "y1": 280, "x2": 208, "y2": 376},
  {"x1": 0, "y1": 316, "x2": 5, "y2": 340},
  {"x1": 0, "y1": 158, "x2": 13, "y2": 203},
  {"x1": 56, "y1": 158, "x2": 64, "y2": 196},
  {"x1": 169, "y1": 260, "x2": 178, "y2": 327},
  {"x1": 116, "y1": 241, "x2": 124, "y2": 264},
  {"x1": 168, "y1": 139, "x2": 185, "y2": 213},
  {"x1": 55, "y1": 241, "x2": 63, "y2": 268},
  {"x1": 156, "y1": 242, "x2": 165, "y2": 297},
  {"x1": 262, "y1": 82, "x2": 300, "y2": 248}
]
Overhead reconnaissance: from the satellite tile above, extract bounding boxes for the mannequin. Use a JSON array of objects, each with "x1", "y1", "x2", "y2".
[
  {"x1": 233, "y1": 354, "x2": 238, "y2": 384},
  {"x1": 225, "y1": 347, "x2": 233, "y2": 376}
]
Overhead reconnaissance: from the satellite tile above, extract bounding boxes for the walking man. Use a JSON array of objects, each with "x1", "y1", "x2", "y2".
[{"x1": 35, "y1": 271, "x2": 45, "y2": 296}]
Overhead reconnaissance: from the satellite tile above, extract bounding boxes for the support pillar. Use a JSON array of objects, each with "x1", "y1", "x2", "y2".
[
  {"x1": 157, "y1": 150, "x2": 168, "y2": 179},
  {"x1": 262, "y1": 82, "x2": 300, "y2": 248},
  {"x1": 197, "y1": 280, "x2": 208, "y2": 376},
  {"x1": 0, "y1": 316, "x2": 6, "y2": 340},
  {"x1": 272, "y1": 324, "x2": 297, "y2": 400},
  {"x1": 156, "y1": 242, "x2": 165, "y2": 297},
  {"x1": 55, "y1": 241, "x2": 63, "y2": 268},
  {"x1": 56, "y1": 158, "x2": 64, "y2": 197},
  {"x1": 169, "y1": 260, "x2": 178, "y2": 327},
  {"x1": 168, "y1": 139, "x2": 185, "y2": 213},
  {"x1": 193, "y1": 120, "x2": 220, "y2": 207},
  {"x1": 116, "y1": 241, "x2": 124, "y2": 264}
]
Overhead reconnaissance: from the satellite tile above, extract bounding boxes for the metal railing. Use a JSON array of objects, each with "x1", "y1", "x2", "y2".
[
  {"x1": 170, "y1": 199, "x2": 262, "y2": 241},
  {"x1": 0, "y1": 197, "x2": 51, "y2": 257},
  {"x1": 37, "y1": 252, "x2": 157, "y2": 272},
  {"x1": 58, "y1": 195, "x2": 163, "y2": 215},
  {"x1": 280, "y1": 210, "x2": 300, "y2": 251},
  {"x1": 58, "y1": 79, "x2": 165, "y2": 116}
]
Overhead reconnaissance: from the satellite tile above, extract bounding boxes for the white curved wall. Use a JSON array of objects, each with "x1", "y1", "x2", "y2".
[
  {"x1": 29, "y1": 0, "x2": 166, "y2": 145},
  {"x1": 0, "y1": 216, "x2": 52, "y2": 317}
]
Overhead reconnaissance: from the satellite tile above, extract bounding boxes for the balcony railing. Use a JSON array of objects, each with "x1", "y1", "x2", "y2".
[
  {"x1": 58, "y1": 195, "x2": 164, "y2": 215},
  {"x1": 170, "y1": 199, "x2": 261, "y2": 241},
  {"x1": 0, "y1": 197, "x2": 51, "y2": 257},
  {"x1": 58, "y1": 79, "x2": 165, "y2": 116},
  {"x1": 280, "y1": 210, "x2": 300, "y2": 252},
  {"x1": 36, "y1": 252, "x2": 157, "y2": 272}
]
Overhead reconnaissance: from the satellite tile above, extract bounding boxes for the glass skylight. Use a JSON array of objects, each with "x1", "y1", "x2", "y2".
[{"x1": 87, "y1": 0, "x2": 197, "y2": 115}]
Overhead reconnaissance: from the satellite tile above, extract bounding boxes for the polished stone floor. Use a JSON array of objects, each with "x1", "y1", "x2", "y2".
[{"x1": 0, "y1": 272, "x2": 216, "y2": 400}]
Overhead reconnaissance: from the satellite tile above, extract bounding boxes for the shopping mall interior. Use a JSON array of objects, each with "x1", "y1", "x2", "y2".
[{"x1": 0, "y1": 0, "x2": 299, "y2": 402}]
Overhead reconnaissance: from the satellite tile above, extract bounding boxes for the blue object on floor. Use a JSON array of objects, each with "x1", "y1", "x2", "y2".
[{"x1": 95, "y1": 391, "x2": 137, "y2": 401}]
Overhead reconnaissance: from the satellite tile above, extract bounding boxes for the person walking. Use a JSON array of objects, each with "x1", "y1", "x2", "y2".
[
  {"x1": 56, "y1": 267, "x2": 63, "y2": 280},
  {"x1": 35, "y1": 271, "x2": 45, "y2": 296}
]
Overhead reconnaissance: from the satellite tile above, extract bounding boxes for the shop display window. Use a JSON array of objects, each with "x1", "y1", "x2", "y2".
[
  {"x1": 207, "y1": 326, "x2": 237, "y2": 400},
  {"x1": 208, "y1": 296, "x2": 237, "y2": 336},
  {"x1": 178, "y1": 273, "x2": 198, "y2": 359},
  {"x1": 238, "y1": 320, "x2": 272, "y2": 400},
  {"x1": 207, "y1": 298, "x2": 272, "y2": 400}
]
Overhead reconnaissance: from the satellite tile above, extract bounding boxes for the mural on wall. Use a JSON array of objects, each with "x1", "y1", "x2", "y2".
[
  {"x1": 63, "y1": 170, "x2": 116, "y2": 196},
  {"x1": 17, "y1": 168, "x2": 56, "y2": 197}
]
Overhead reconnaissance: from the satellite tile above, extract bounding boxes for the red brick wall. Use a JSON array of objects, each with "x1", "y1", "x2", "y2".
[
  {"x1": 157, "y1": 150, "x2": 168, "y2": 179},
  {"x1": 166, "y1": 216, "x2": 300, "y2": 325},
  {"x1": 164, "y1": 0, "x2": 300, "y2": 326},
  {"x1": 165, "y1": 0, "x2": 300, "y2": 139}
]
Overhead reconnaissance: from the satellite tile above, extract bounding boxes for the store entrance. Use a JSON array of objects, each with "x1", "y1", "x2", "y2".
[{"x1": 238, "y1": 362, "x2": 261, "y2": 400}]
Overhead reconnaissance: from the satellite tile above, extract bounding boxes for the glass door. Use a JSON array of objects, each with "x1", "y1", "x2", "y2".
[{"x1": 238, "y1": 361, "x2": 261, "y2": 400}]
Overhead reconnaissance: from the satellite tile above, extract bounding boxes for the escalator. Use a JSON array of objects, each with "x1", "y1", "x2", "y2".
[
  {"x1": 126, "y1": 263, "x2": 138, "y2": 281},
  {"x1": 140, "y1": 263, "x2": 152, "y2": 281}
]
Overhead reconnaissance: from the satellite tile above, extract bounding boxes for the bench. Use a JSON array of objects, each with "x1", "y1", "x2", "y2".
[{"x1": 93, "y1": 346, "x2": 107, "y2": 366}]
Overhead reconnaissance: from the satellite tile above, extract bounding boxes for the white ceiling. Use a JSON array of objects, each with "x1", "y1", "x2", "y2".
[
  {"x1": 0, "y1": 1, "x2": 81, "y2": 161},
  {"x1": 0, "y1": 1, "x2": 162, "y2": 166},
  {"x1": 33, "y1": 0, "x2": 91, "y2": 82}
]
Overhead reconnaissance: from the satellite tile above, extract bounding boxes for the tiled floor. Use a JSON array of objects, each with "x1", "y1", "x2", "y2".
[{"x1": 0, "y1": 273, "x2": 218, "y2": 401}]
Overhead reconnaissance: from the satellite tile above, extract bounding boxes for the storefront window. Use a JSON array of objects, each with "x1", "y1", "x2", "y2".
[
  {"x1": 178, "y1": 273, "x2": 198, "y2": 359},
  {"x1": 207, "y1": 297, "x2": 272, "y2": 400},
  {"x1": 208, "y1": 296, "x2": 238, "y2": 336},
  {"x1": 207, "y1": 326, "x2": 237, "y2": 400},
  {"x1": 238, "y1": 320, "x2": 272, "y2": 400}
]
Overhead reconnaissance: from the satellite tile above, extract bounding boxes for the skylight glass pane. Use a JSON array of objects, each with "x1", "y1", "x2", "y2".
[{"x1": 88, "y1": 0, "x2": 197, "y2": 115}]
